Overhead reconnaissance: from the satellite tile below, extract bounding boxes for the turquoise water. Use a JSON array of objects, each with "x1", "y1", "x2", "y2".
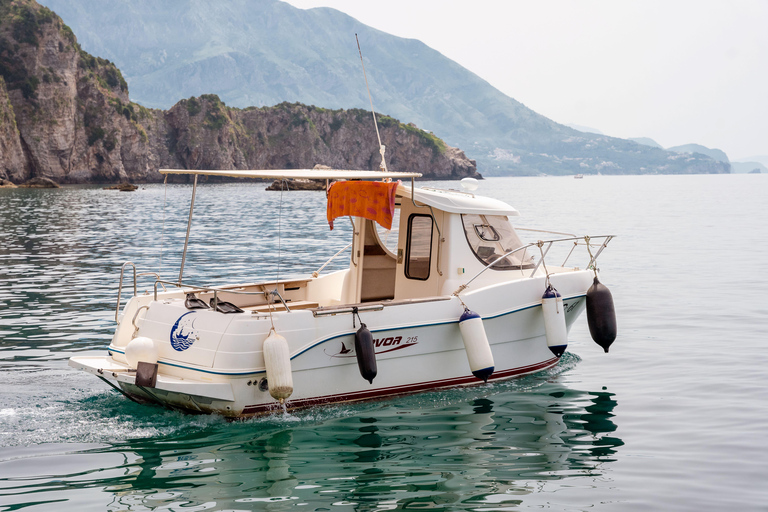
[{"x1": 1, "y1": 175, "x2": 766, "y2": 510}]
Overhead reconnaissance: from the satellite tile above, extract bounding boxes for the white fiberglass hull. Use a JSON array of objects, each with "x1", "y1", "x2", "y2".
[{"x1": 69, "y1": 271, "x2": 592, "y2": 418}]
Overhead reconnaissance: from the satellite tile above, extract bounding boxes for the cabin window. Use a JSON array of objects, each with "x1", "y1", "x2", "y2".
[
  {"x1": 461, "y1": 214, "x2": 534, "y2": 270},
  {"x1": 474, "y1": 224, "x2": 500, "y2": 242},
  {"x1": 405, "y1": 214, "x2": 433, "y2": 280},
  {"x1": 374, "y1": 203, "x2": 401, "y2": 256}
]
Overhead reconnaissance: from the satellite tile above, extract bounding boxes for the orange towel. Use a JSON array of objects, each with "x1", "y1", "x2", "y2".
[{"x1": 327, "y1": 180, "x2": 400, "y2": 230}]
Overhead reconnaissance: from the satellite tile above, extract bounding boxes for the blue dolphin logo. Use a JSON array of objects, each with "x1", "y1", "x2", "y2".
[{"x1": 170, "y1": 312, "x2": 198, "y2": 351}]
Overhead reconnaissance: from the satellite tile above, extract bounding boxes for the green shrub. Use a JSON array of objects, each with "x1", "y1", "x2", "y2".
[
  {"x1": 78, "y1": 51, "x2": 96, "y2": 70},
  {"x1": 330, "y1": 116, "x2": 344, "y2": 132},
  {"x1": 60, "y1": 23, "x2": 76, "y2": 44},
  {"x1": 290, "y1": 112, "x2": 308, "y2": 128},
  {"x1": 122, "y1": 104, "x2": 135, "y2": 121},
  {"x1": 20, "y1": 76, "x2": 38, "y2": 99},
  {"x1": 186, "y1": 97, "x2": 201, "y2": 116},
  {"x1": 37, "y1": 7, "x2": 55, "y2": 25},
  {"x1": 200, "y1": 94, "x2": 224, "y2": 106},
  {"x1": 103, "y1": 131, "x2": 117, "y2": 151},
  {"x1": 11, "y1": 5, "x2": 40, "y2": 47},
  {"x1": 104, "y1": 66, "x2": 120, "y2": 88},
  {"x1": 87, "y1": 126, "x2": 105, "y2": 145},
  {"x1": 203, "y1": 109, "x2": 226, "y2": 130}
]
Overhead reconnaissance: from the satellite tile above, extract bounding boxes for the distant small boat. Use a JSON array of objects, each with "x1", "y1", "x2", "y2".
[{"x1": 574, "y1": 174, "x2": 584, "y2": 179}]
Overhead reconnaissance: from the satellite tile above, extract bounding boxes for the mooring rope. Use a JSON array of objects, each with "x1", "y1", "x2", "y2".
[
  {"x1": 356, "y1": 33, "x2": 387, "y2": 173},
  {"x1": 537, "y1": 241, "x2": 552, "y2": 288}
]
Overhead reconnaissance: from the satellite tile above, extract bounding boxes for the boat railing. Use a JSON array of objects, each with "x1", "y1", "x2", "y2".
[
  {"x1": 151, "y1": 280, "x2": 293, "y2": 312},
  {"x1": 115, "y1": 262, "x2": 166, "y2": 324},
  {"x1": 516, "y1": 227, "x2": 577, "y2": 238},
  {"x1": 453, "y1": 234, "x2": 614, "y2": 296},
  {"x1": 313, "y1": 242, "x2": 352, "y2": 278}
]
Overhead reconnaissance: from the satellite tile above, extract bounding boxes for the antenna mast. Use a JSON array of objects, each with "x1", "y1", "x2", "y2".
[{"x1": 356, "y1": 33, "x2": 387, "y2": 173}]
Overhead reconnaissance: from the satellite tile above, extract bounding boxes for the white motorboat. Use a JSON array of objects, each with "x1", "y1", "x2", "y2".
[{"x1": 69, "y1": 169, "x2": 617, "y2": 418}]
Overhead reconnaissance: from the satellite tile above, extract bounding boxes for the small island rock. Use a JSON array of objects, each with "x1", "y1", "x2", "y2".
[
  {"x1": 19, "y1": 177, "x2": 60, "y2": 188},
  {"x1": 104, "y1": 182, "x2": 139, "y2": 191}
]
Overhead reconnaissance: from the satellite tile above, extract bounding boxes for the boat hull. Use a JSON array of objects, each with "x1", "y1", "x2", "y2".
[{"x1": 70, "y1": 271, "x2": 591, "y2": 418}]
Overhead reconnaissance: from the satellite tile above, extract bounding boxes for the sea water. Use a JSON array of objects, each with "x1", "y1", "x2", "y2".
[{"x1": 1, "y1": 174, "x2": 766, "y2": 511}]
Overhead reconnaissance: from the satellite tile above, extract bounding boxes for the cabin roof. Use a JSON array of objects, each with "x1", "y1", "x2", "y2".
[
  {"x1": 397, "y1": 185, "x2": 520, "y2": 216},
  {"x1": 158, "y1": 168, "x2": 519, "y2": 217}
]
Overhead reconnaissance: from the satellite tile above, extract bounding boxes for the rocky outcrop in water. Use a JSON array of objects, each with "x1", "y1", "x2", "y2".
[
  {"x1": 0, "y1": 0, "x2": 478, "y2": 184},
  {"x1": 18, "y1": 176, "x2": 59, "y2": 188}
]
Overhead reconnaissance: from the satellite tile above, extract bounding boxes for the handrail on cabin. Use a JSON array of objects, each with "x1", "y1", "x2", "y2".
[
  {"x1": 452, "y1": 235, "x2": 614, "y2": 297},
  {"x1": 313, "y1": 242, "x2": 353, "y2": 277}
]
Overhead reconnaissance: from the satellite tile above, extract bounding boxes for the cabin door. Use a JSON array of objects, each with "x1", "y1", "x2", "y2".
[{"x1": 358, "y1": 219, "x2": 397, "y2": 302}]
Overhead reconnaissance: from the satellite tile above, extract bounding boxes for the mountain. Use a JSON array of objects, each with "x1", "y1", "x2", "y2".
[
  {"x1": 0, "y1": 0, "x2": 476, "y2": 184},
  {"x1": 37, "y1": 0, "x2": 729, "y2": 176},
  {"x1": 730, "y1": 162, "x2": 766, "y2": 174},
  {"x1": 566, "y1": 124, "x2": 604, "y2": 135},
  {"x1": 734, "y1": 155, "x2": 768, "y2": 168},
  {"x1": 630, "y1": 137, "x2": 663, "y2": 149},
  {"x1": 666, "y1": 144, "x2": 729, "y2": 164}
]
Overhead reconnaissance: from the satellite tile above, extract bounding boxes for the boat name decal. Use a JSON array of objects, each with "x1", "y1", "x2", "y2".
[
  {"x1": 170, "y1": 311, "x2": 199, "y2": 352},
  {"x1": 565, "y1": 298, "x2": 582, "y2": 314},
  {"x1": 325, "y1": 334, "x2": 418, "y2": 358},
  {"x1": 374, "y1": 335, "x2": 403, "y2": 347}
]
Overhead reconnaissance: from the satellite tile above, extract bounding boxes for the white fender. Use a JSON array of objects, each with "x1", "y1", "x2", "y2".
[
  {"x1": 263, "y1": 329, "x2": 293, "y2": 402},
  {"x1": 458, "y1": 309, "x2": 495, "y2": 382},
  {"x1": 542, "y1": 285, "x2": 567, "y2": 357},
  {"x1": 125, "y1": 336, "x2": 158, "y2": 369}
]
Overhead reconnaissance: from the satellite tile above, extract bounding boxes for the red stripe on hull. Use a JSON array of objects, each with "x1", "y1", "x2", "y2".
[{"x1": 241, "y1": 357, "x2": 559, "y2": 417}]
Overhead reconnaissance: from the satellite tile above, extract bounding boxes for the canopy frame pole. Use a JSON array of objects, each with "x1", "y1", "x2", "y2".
[{"x1": 178, "y1": 174, "x2": 198, "y2": 286}]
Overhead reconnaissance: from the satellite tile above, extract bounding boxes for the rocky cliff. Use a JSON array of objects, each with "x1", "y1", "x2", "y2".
[
  {"x1": 165, "y1": 97, "x2": 476, "y2": 180},
  {"x1": 0, "y1": 0, "x2": 478, "y2": 184},
  {"x1": 0, "y1": 76, "x2": 25, "y2": 178}
]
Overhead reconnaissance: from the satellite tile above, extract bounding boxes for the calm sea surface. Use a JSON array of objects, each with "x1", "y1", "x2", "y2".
[{"x1": 1, "y1": 174, "x2": 766, "y2": 511}]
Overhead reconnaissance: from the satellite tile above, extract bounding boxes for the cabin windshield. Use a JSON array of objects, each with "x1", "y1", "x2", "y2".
[
  {"x1": 461, "y1": 214, "x2": 534, "y2": 270},
  {"x1": 374, "y1": 204, "x2": 401, "y2": 256}
]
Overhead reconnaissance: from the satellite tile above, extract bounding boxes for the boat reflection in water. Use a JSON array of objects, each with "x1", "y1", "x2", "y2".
[{"x1": 102, "y1": 380, "x2": 622, "y2": 510}]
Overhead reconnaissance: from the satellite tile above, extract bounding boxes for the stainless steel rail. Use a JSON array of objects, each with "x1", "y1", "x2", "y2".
[
  {"x1": 313, "y1": 243, "x2": 353, "y2": 278},
  {"x1": 116, "y1": 262, "x2": 137, "y2": 324},
  {"x1": 151, "y1": 279, "x2": 292, "y2": 312},
  {"x1": 313, "y1": 304, "x2": 384, "y2": 316},
  {"x1": 516, "y1": 227, "x2": 577, "y2": 238},
  {"x1": 115, "y1": 263, "x2": 165, "y2": 324},
  {"x1": 452, "y1": 234, "x2": 614, "y2": 296}
]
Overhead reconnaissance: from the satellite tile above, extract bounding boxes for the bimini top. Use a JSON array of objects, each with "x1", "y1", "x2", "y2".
[
  {"x1": 159, "y1": 168, "x2": 518, "y2": 217},
  {"x1": 159, "y1": 168, "x2": 422, "y2": 180},
  {"x1": 397, "y1": 185, "x2": 520, "y2": 217}
]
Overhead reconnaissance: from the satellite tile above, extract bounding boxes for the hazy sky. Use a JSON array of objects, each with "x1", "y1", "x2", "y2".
[{"x1": 285, "y1": 0, "x2": 767, "y2": 161}]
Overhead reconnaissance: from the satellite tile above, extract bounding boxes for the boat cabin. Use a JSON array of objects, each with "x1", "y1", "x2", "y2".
[
  {"x1": 142, "y1": 170, "x2": 540, "y2": 318},
  {"x1": 338, "y1": 182, "x2": 535, "y2": 306}
]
